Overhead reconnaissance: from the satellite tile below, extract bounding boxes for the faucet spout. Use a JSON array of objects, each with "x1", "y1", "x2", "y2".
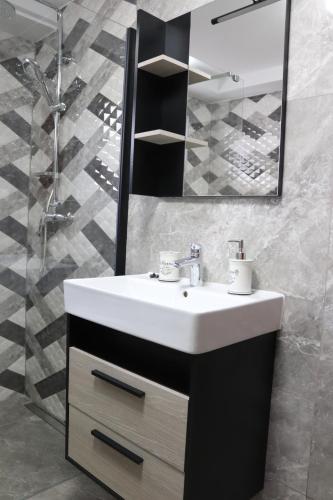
[{"x1": 173, "y1": 244, "x2": 203, "y2": 287}]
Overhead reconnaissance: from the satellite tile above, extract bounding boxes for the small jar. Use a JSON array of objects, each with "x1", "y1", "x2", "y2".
[{"x1": 159, "y1": 251, "x2": 181, "y2": 282}]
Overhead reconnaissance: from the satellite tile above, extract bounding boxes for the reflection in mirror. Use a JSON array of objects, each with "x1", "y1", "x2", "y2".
[{"x1": 184, "y1": 0, "x2": 289, "y2": 197}]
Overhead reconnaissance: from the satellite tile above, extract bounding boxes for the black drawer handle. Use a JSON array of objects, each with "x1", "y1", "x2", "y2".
[
  {"x1": 91, "y1": 369, "x2": 145, "y2": 398},
  {"x1": 91, "y1": 429, "x2": 144, "y2": 465}
]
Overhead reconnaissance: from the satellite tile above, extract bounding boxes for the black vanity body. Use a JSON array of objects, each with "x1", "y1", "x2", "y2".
[{"x1": 66, "y1": 314, "x2": 276, "y2": 500}]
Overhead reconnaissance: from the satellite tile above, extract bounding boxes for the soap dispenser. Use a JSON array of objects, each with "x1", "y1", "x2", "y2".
[{"x1": 227, "y1": 240, "x2": 254, "y2": 295}]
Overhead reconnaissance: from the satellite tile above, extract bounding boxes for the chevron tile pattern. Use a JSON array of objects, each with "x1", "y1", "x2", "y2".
[
  {"x1": 23, "y1": 0, "x2": 136, "y2": 421},
  {"x1": 0, "y1": 36, "x2": 35, "y2": 401},
  {"x1": 184, "y1": 92, "x2": 282, "y2": 196}
]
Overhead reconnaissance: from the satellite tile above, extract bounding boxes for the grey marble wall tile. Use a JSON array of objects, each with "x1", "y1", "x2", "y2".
[
  {"x1": 307, "y1": 360, "x2": 333, "y2": 499},
  {"x1": 265, "y1": 389, "x2": 314, "y2": 494},
  {"x1": 319, "y1": 307, "x2": 333, "y2": 361},
  {"x1": 273, "y1": 335, "x2": 319, "y2": 402},
  {"x1": 288, "y1": 0, "x2": 333, "y2": 101}
]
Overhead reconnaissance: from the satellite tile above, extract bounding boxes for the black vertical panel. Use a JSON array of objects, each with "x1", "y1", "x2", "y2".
[
  {"x1": 131, "y1": 141, "x2": 185, "y2": 197},
  {"x1": 137, "y1": 9, "x2": 166, "y2": 62},
  {"x1": 115, "y1": 28, "x2": 137, "y2": 276},
  {"x1": 165, "y1": 13, "x2": 191, "y2": 63},
  {"x1": 135, "y1": 70, "x2": 162, "y2": 133},
  {"x1": 161, "y1": 72, "x2": 189, "y2": 135},
  {"x1": 137, "y1": 10, "x2": 191, "y2": 64}
]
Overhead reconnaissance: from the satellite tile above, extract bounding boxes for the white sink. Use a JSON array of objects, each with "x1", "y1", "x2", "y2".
[{"x1": 64, "y1": 274, "x2": 284, "y2": 354}]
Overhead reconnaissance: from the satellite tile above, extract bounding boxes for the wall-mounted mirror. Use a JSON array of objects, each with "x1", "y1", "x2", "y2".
[{"x1": 184, "y1": 0, "x2": 290, "y2": 197}]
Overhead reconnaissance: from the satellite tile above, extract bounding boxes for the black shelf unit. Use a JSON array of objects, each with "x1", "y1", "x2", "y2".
[{"x1": 130, "y1": 10, "x2": 191, "y2": 197}]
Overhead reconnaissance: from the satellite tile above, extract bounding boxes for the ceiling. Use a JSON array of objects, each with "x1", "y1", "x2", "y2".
[{"x1": 189, "y1": 0, "x2": 287, "y2": 101}]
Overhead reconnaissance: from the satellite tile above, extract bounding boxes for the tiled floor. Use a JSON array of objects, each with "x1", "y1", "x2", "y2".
[{"x1": 0, "y1": 392, "x2": 114, "y2": 500}]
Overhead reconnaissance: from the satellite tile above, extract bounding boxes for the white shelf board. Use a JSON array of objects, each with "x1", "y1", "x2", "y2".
[
  {"x1": 135, "y1": 129, "x2": 185, "y2": 145},
  {"x1": 188, "y1": 67, "x2": 211, "y2": 85},
  {"x1": 186, "y1": 137, "x2": 209, "y2": 148},
  {"x1": 138, "y1": 55, "x2": 188, "y2": 78}
]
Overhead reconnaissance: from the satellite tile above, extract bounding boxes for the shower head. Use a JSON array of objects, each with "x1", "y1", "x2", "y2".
[
  {"x1": 0, "y1": 0, "x2": 15, "y2": 19},
  {"x1": 23, "y1": 58, "x2": 55, "y2": 108}
]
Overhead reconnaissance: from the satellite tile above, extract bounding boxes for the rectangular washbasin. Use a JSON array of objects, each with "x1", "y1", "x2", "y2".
[{"x1": 64, "y1": 274, "x2": 284, "y2": 354}]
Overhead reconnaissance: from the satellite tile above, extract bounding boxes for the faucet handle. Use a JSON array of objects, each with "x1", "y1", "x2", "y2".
[{"x1": 190, "y1": 243, "x2": 201, "y2": 258}]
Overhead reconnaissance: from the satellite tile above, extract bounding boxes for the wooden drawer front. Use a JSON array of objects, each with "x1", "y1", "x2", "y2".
[
  {"x1": 68, "y1": 405, "x2": 184, "y2": 500},
  {"x1": 68, "y1": 347, "x2": 188, "y2": 472}
]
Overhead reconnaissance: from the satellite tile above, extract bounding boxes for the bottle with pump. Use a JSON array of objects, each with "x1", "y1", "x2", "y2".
[{"x1": 227, "y1": 240, "x2": 254, "y2": 295}]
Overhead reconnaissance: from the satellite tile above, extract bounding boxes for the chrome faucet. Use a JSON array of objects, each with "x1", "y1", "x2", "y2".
[{"x1": 174, "y1": 243, "x2": 203, "y2": 287}]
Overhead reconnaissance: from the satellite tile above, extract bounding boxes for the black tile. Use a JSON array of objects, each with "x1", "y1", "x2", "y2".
[
  {"x1": 219, "y1": 185, "x2": 241, "y2": 195},
  {"x1": 0, "y1": 216, "x2": 27, "y2": 247},
  {"x1": 85, "y1": 156, "x2": 119, "y2": 201},
  {"x1": 0, "y1": 320, "x2": 25, "y2": 347},
  {"x1": 26, "y1": 294, "x2": 34, "y2": 311},
  {"x1": 242, "y1": 119, "x2": 265, "y2": 140},
  {"x1": 91, "y1": 31, "x2": 125, "y2": 67},
  {"x1": 88, "y1": 93, "x2": 121, "y2": 130},
  {"x1": 269, "y1": 105, "x2": 282, "y2": 122},
  {"x1": 64, "y1": 18, "x2": 90, "y2": 53},
  {"x1": 269, "y1": 147, "x2": 280, "y2": 162},
  {"x1": 0, "y1": 370, "x2": 25, "y2": 394},
  {"x1": 208, "y1": 136, "x2": 219, "y2": 148},
  {"x1": 35, "y1": 368, "x2": 66, "y2": 399},
  {"x1": 58, "y1": 136, "x2": 84, "y2": 172},
  {"x1": 63, "y1": 195, "x2": 81, "y2": 215},
  {"x1": 249, "y1": 94, "x2": 265, "y2": 103},
  {"x1": 0, "y1": 163, "x2": 29, "y2": 196},
  {"x1": 63, "y1": 77, "x2": 87, "y2": 111},
  {"x1": 1, "y1": 111, "x2": 31, "y2": 145},
  {"x1": 26, "y1": 343, "x2": 33, "y2": 359},
  {"x1": 36, "y1": 255, "x2": 78, "y2": 296},
  {"x1": 203, "y1": 171, "x2": 218, "y2": 184},
  {"x1": 36, "y1": 315, "x2": 66, "y2": 349},
  {"x1": 0, "y1": 269, "x2": 25, "y2": 297},
  {"x1": 41, "y1": 114, "x2": 54, "y2": 135},
  {"x1": 40, "y1": 137, "x2": 84, "y2": 188},
  {"x1": 187, "y1": 150, "x2": 201, "y2": 168},
  {"x1": 183, "y1": 183, "x2": 196, "y2": 196},
  {"x1": 223, "y1": 112, "x2": 242, "y2": 129},
  {"x1": 82, "y1": 220, "x2": 116, "y2": 270}
]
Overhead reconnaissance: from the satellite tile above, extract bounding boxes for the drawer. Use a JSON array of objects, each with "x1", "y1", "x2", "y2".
[
  {"x1": 68, "y1": 347, "x2": 188, "y2": 471},
  {"x1": 68, "y1": 405, "x2": 184, "y2": 500}
]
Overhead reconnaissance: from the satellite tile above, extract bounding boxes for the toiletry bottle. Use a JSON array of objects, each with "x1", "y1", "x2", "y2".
[{"x1": 227, "y1": 240, "x2": 254, "y2": 295}]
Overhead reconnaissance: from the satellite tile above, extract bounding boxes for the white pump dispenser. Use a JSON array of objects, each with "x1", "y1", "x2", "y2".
[{"x1": 227, "y1": 240, "x2": 254, "y2": 295}]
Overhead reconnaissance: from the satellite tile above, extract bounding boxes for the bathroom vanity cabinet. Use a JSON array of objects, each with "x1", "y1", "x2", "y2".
[{"x1": 66, "y1": 314, "x2": 276, "y2": 500}]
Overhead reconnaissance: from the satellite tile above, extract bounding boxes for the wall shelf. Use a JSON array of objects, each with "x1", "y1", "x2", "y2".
[
  {"x1": 132, "y1": 10, "x2": 191, "y2": 197},
  {"x1": 138, "y1": 55, "x2": 188, "y2": 78},
  {"x1": 135, "y1": 129, "x2": 185, "y2": 145},
  {"x1": 135, "y1": 130, "x2": 208, "y2": 148},
  {"x1": 137, "y1": 56, "x2": 211, "y2": 85},
  {"x1": 188, "y1": 67, "x2": 211, "y2": 85}
]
